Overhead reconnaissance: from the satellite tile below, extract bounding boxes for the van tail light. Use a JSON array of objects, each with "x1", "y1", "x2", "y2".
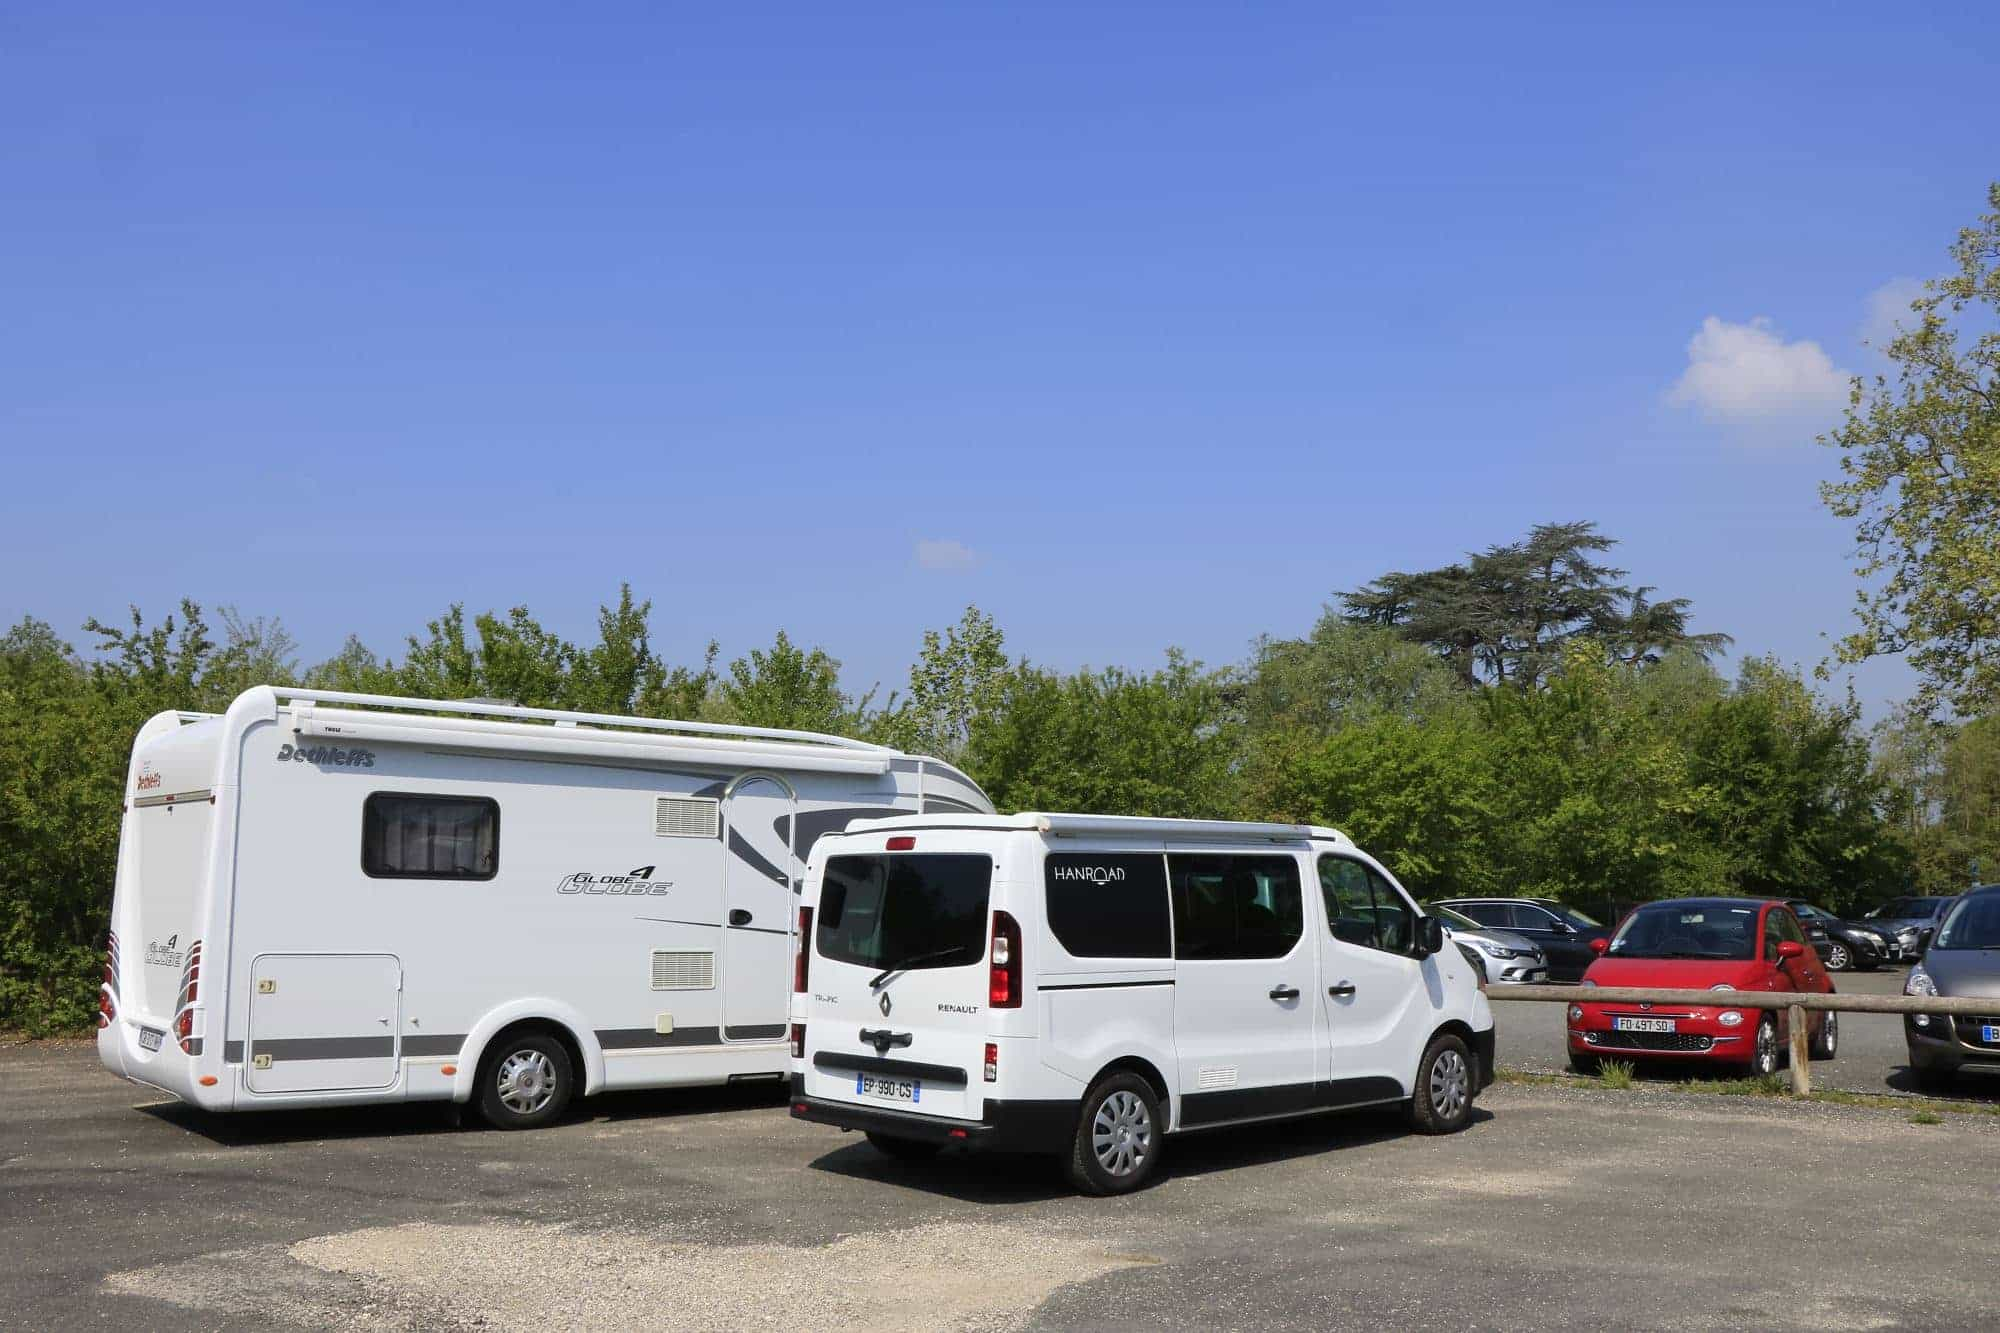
[
  {"x1": 790, "y1": 1022, "x2": 805, "y2": 1060},
  {"x1": 173, "y1": 940, "x2": 203, "y2": 1053},
  {"x1": 794, "y1": 907, "x2": 813, "y2": 993},
  {"x1": 886, "y1": 835, "x2": 916, "y2": 851},
  {"x1": 984, "y1": 1042, "x2": 998, "y2": 1083},
  {"x1": 989, "y1": 911, "x2": 1022, "y2": 1009},
  {"x1": 99, "y1": 932, "x2": 121, "y2": 1029}
]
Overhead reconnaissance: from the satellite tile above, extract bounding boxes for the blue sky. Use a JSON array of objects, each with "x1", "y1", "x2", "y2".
[{"x1": 4, "y1": 3, "x2": 1996, "y2": 715}]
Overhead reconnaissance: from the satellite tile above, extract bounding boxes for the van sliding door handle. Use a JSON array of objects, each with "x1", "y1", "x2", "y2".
[
  {"x1": 1327, "y1": 984, "x2": 1357, "y2": 997},
  {"x1": 1268, "y1": 985, "x2": 1301, "y2": 1001}
]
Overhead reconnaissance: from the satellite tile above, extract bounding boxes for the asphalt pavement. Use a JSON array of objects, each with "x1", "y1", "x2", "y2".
[{"x1": 6, "y1": 1040, "x2": 1998, "y2": 1330}]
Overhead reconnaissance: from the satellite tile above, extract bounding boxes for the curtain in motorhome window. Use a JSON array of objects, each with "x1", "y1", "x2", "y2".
[{"x1": 362, "y1": 793, "x2": 499, "y2": 880}]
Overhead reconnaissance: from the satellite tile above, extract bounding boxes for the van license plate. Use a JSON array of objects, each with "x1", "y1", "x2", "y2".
[
  {"x1": 857, "y1": 1073, "x2": 919, "y2": 1103},
  {"x1": 138, "y1": 1027, "x2": 164, "y2": 1052},
  {"x1": 1613, "y1": 1017, "x2": 1676, "y2": 1033}
]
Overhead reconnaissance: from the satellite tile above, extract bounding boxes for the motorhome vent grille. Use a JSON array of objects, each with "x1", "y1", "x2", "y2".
[
  {"x1": 654, "y1": 796, "x2": 720, "y2": 839},
  {"x1": 651, "y1": 951, "x2": 716, "y2": 991}
]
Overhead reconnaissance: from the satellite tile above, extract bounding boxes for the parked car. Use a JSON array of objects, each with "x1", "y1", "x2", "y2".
[
  {"x1": 1783, "y1": 901, "x2": 1889, "y2": 972},
  {"x1": 1433, "y1": 897, "x2": 1606, "y2": 982},
  {"x1": 1428, "y1": 905, "x2": 1549, "y2": 986},
  {"x1": 1568, "y1": 898, "x2": 1836, "y2": 1077},
  {"x1": 1862, "y1": 895, "x2": 1958, "y2": 961},
  {"x1": 1902, "y1": 884, "x2": 2000, "y2": 1092}
]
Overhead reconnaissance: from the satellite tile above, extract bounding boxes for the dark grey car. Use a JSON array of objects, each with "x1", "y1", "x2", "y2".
[
  {"x1": 1903, "y1": 885, "x2": 2000, "y2": 1091},
  {"x1": 1864, "y1": 894, "x2": 1957, "y2": 961}
]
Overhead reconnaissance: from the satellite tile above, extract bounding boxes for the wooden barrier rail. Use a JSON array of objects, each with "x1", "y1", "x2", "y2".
[{"x1": 1484, "y1": 983, "x2": 1993, "y2": 1095}]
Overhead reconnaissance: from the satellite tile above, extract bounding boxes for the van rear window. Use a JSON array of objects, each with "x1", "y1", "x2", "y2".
[
  {"x1": 1045, "y1": 853, "x2": 1171, "y2": 958},
  {"x1": 817, "y1": 854, "x2": 991, "y2": 972}
]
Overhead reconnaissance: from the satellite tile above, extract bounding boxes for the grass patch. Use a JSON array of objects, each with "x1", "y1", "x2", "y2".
[{"x1": 1494, "y1": 1066, "x2": 2000, "y2": 1119}]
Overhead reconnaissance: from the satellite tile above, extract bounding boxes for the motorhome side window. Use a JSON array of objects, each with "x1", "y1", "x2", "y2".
[
  {"x1": 1044, "y1": 853, "x2": 1171, "y2": 958},
  {"x1": 1168, "y1": 854, "x2": 1303, "y2": 960},
  {"x1": 361, "y1": 793, "x2": 500, "y2": 880},
  {"x1": 1318, "y1": 855, "x2": 1416, "y2": 954}
]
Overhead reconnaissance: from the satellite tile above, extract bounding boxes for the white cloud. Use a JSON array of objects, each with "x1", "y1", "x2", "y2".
[
  {"x1": 915, "y1": 538, "x2": 978, "y2": 571},
  {"x1": 1860, "y1": 276, "x2": 1925, "y2": 348},
  {"x1": 1666, "y1": 316, "x2": 1850, "y2": 431}
]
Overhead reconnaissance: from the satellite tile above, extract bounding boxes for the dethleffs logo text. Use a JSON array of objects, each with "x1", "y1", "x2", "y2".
[
  {"x1": 276, "y1": 742, "x2": 375, "y2": 768},
  {"x1": 1052, "y1": 864, "x2": 1127, "y2": 886},
  {"x1": 558, "y1": 866, "x2": 675, "y2": 896}
]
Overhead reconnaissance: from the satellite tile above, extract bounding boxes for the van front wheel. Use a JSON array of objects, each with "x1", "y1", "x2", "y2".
[
  {"x1": 1066, "y1": 1072, "x2": 1162, "y2": 1196},
  {"x1": 1405, "y1": 1033, "x2": 1475, "y2": 1135},
  {"x1": 477, "y1": 1032, "x2": 574, "y2": 1130}
]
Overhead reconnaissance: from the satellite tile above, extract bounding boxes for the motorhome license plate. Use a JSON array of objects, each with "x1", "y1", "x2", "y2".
[
  {"x1": 138, "y1": 1027, "x2": 164, "y2": 1052},
  {"x1": 1613, "y1": 1017, "x2": 1676, "y2": 1034},
  {"x1": 857, "y1": 1073, "x2": 919, "y2": 1103}
]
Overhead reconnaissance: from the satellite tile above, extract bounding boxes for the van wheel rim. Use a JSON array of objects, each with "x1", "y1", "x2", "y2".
[
  {"x1": 1429, "y1": 1049, "x2": 1469, "y2": 1119},
  {"x1": 497, "y1": 1050, "x2": 557, "y2": 1115},
  {"x1": 1091, "y1": 1091, "x2": 1152, "y2": 1177}
]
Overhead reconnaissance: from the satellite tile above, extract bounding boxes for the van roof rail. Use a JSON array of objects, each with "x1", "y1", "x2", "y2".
[
  {"x1": 837, "y1": 811, "x2": 1353, "y2": 845},
  {"x1": 269, "y1": 686, "x2": 896, "y2": 753}
]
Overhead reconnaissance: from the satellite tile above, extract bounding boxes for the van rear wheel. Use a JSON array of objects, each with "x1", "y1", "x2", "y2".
[
  {"x1": 1066, "y1": 1072, "x2": 1162, "y2": 1196},
  {"x1": 865, "y1": 1131, "x2": 941, "y2": 1161},
  {"x1": 477, "y1": 1032, "x2": 573, "y2": 1130}
]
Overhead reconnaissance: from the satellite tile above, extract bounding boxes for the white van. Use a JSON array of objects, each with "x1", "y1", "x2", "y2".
[
  {"x1": 96, "y1": 686, "x2": 992, "y2": 1128},
  {"x1": 788, "y1": 812, "x2": 1494, "y2": 1193}
]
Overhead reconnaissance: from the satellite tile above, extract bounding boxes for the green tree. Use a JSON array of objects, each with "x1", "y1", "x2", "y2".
[
  {"x1": 964, "y1": 652, "x2": 1237, "y2": 818},
  {"x1": 876, "y1": 606, "x2": 1008, "y2": 760},
  {"x1": 715, "y1": 630, "x2": 857, "y2": 733},
  {"x1": 1342, "y1": 521, "x2": 1729, "y2": 688},
  {"x1": 1822, "y1": 182, "x2": 2000, "y2": 715}
]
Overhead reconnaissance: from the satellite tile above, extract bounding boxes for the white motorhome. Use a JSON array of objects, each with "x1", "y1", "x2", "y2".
[
  {"x1": 789, "y1": 813, "x2": 1494, "y2": 1193},
  {"x1": 97, "y1": 686, "x2": 993, "y2": 1127}
]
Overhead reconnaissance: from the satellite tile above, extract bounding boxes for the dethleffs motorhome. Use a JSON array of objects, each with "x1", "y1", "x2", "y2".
[
  {"x1": 789, "y1": 813, "x2": 1494, "y2": 1193},
  {"x1": 97, "y1": 686, "x2": 992, "y2": 1127}
]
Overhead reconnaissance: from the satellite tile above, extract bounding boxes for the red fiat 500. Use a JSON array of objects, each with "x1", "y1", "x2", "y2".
[{"x1": 1568, "y1": 897, "x2": 1836, "y2": 1077}]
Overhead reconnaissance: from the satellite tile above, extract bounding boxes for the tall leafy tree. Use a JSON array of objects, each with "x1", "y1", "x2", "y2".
[
  {"x1": 1342, "y1": 521, "x2": 1728, "y2": 688},
  {"x1": 1822, "y1": 182, "x2": 2000, "y2": 716}
]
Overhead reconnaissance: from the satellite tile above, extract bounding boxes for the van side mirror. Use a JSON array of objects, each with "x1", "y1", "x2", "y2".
[
  {"x1": 1589, "y1": 937, "x2": 1609, "y2": 955},
  {"x1": 1415, "y1": 916, "x2": 1445, "y2": 958},
  {"x1": 1776, "y1": 940, "x2": 1805, "y2": 960}
]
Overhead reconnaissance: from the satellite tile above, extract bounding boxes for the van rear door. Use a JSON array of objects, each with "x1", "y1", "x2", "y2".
[{"x1": 802, "y1": 851, "x2": 994, "y2": 1122}]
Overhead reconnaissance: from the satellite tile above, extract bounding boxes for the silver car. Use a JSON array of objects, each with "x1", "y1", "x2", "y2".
[{"x1": 1433, "y1": 904, "x2": 1549, "y2": 985}]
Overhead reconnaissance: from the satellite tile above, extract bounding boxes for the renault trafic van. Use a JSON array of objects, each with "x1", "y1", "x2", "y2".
[{"x1": 789, "y1": 812, "x2": 1494, "y2": 1194}]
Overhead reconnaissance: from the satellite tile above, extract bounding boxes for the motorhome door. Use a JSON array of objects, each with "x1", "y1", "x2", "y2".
[{"x1": 721, "y1": 776, "x2": 797, "y2": 1041}]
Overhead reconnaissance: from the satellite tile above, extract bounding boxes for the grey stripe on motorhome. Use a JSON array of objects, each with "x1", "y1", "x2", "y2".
[
  {"x1": 132, "y1": 789, "x2": 213, "y2": 809},
  {"x1": 727, "y1": 828, "x2": 790, "y2": 886},
  {"x1": 722, "y1": 1024, "x2": 787, "y2": 1041},
  {"x1": 245, "y1": 1036, "x2": 397, "y2": 1061},
  {"x1": 595, "y1": 1026, "x2": 725, "y2": 1049},
  {"x1": 921, "y1": 796, "x2": 986, "y2": 815}
]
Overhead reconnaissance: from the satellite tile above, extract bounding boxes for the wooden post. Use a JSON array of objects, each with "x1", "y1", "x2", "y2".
[{"x1": 1788, "y1": 1003, "x2": 1810, "y2": 1096}]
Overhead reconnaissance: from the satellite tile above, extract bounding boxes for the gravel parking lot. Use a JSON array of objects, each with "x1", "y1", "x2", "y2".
[{"x1": 7, "y1": 1041, "x2": 1999, "y2": 1331}]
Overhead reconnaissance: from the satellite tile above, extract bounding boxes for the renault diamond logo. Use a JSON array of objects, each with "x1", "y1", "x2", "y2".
[{"x1": 878, "y1": 990, "x2": 893, "y2": 1017}]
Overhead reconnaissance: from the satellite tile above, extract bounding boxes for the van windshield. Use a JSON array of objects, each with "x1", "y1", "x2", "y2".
[{"x1": 817, "y1": 854, "x2": 992, "y2": 972}]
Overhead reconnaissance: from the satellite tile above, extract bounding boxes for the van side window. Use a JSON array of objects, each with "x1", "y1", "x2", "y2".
[
  {"x1": 1318, "y1": 855, "x2": 1416, "y2": 954},
  {"x1": 362, "y1": 793, "x2": 499, "y2": 880},
  {"x1": 1168, "y1": 854, "x2": 1303, "y2": 960},
  {"x1": 1045, "y1": 853, "x2": 1171, "y2": 958}
]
